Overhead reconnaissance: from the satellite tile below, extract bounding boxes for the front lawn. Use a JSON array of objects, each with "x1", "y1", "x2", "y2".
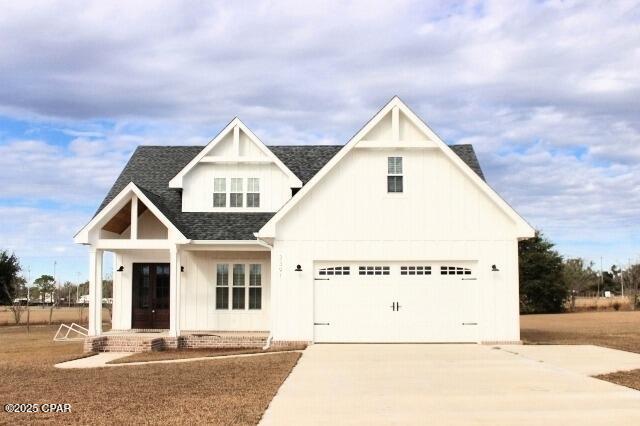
[
  {"x1": 0, "y1": 326, "x2": 300, "y2": 425},
  {"x1": 521, "y1": 311, "x2": 640, "y2": 391},
  {"x1": 109, "y1": 344, "x2": 307, "y2": 364}
]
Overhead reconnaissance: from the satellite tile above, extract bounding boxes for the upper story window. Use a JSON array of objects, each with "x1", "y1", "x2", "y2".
[
  {"x1": 247, "y1": 178, "x2": 260, "y2": 208},
  {"x1": 213, "y1": 178, "x2": 226, "y2": 207},
  {"x1": 387, "y1": 157, "x2": 403, "y2": 193},
  {"x1": 230, "y1": 178, "x2": 243, "y2": 207}
]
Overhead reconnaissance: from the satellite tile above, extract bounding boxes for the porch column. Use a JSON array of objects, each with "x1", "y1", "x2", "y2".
[
  {"x1": 169, "y1": 246, "x2": 181, "y2": 337},
  {"x1": 88, "y1": 248, "x2": 103, "y2": 336}
]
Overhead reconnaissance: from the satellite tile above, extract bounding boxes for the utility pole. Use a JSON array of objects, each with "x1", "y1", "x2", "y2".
[
  {"x1": 53, "y1": 260, "x2": 58, "y2": 305},
  {"x1": 598, "y1": 256, "x2": 603, "y2": 298},
  {"x1": 76, "y1": 272, "x2": 81, "y2": 304}
]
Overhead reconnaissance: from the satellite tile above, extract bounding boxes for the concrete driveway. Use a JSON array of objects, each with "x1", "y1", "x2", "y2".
[{"x1": 260, "y1": 344, "x2": 640, "y2": 425}]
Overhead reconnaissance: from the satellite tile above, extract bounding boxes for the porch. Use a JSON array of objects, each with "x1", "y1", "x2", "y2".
[{"x1": 77, "y1": 184, "x2": 273, "y2": 350}]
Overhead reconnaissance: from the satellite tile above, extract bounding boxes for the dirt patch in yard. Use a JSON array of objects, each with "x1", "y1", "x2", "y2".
[
  {"x1": 109, "y1": 344, "x2": 307, "y2": 364},
  {"x1": 0, "y1": 326, "x2": 301, "y2": 425},
  {"x1": 595, "y1": 369, "x2": 640, "y2": 391},
  {"x1": 521, "y1": 311, "x2": 640, "y2": 392}
]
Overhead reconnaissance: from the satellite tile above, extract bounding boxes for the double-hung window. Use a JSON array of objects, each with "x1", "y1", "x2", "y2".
[
  {"x1": 215, "y1": 264, "x2": 229, "y2": 309},
  {"x1": 213, "y1": 178, "x2": 226, "y2": 207},
  {"x1": 232, "y1": 264, "x2": 246, "y2": 309},
  {"x1": 215, "y1": 262, "x2": 263, "y2": 311},
  {"x1": 387, "y1": 157, "x2": 403, "y2": 193},
  {"x1": 249, "y1": 264, "x2": 262, "y2": 309},
  {"x1": 247, "y1": 178, "x2": 260, "y2": 208},
  {"x1": 230, "y1": 178, "x2": 243, "y2": 207}
]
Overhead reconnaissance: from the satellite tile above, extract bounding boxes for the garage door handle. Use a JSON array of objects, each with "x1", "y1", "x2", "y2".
[
  {"x1": 462, "y1": 322, "x2": 478, "y2": 325},
  {"x1": 314, "y1": 322, "x2": 330, "y2": 326},
  {"x1": 314, "y1": 278, "x2": 330, "y2": 281},
  {"x1": 461, "y1": 278, "x2": 477, "y2": 281}
]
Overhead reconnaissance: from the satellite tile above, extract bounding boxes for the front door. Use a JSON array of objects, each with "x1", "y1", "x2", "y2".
[{"x1": 131, "y1": 263, "x2": 170, "y2": 329}]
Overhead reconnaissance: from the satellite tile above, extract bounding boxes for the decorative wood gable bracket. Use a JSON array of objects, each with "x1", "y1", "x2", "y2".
[{"x1": 168, "y1": 118, "x2": 302, "y2": 189}]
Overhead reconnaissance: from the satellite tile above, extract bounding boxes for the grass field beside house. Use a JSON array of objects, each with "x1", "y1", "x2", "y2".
[
  {"x1": 0, "y1": 326, "x2": 300, "y2": 425},
  {"x1": 521, "y1": 311, "x2": 640, "y2": 390},
  {"x1": 0, "y1": 307, "x2": 110, "y2": 326},
  {"x1": 521, "y1": 311, "x2": 640, "y2": 354}
]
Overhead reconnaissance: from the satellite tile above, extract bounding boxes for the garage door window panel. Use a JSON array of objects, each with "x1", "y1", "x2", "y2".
[
  {"x1": 400, "y1": 266, "x2": 432, "y2": 275},
  {"x1": 440, "y1": 266, "x2": 472, "y2": 275},
  {"x1": 318, "y1": 266, "x2": 350, "y2": 276},
  {"x1": 358, "y1": 266, "x2": 390, "y2": 276}
]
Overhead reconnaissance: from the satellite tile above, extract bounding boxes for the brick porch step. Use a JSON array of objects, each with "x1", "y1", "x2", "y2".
[{"x1": 84, "y1": 331, "x2": 270, "y2": 353}]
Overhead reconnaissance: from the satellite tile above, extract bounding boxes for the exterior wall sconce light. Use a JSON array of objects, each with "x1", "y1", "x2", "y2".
[
  {"x1": 491, "y1": 264, "x2": 499, "y2": 272},
  {"x1": 117, "y1": 266, "x2": 124, "y2": 272},
  {"x1": 180, "y1": 266, "x2": 185, "y2": 272},
  {"x1": 294, "y1": 264, "x2": 302, "y2": 272}
]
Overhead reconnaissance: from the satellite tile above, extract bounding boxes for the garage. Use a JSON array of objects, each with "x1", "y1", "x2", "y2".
[{"x1": 313, "y1": 262, "x2": 479, "y2": 343}]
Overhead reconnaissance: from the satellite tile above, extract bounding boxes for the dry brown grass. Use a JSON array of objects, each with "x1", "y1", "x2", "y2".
[
  {"x1": 0, "y1": 326, "x2": 301, "y2": 425},
  {"x1": 594, "y1": 369, "x2": 640, "y2": 391},
  {"x1": 520, "y1": 311, "x2": 640, "y2": 354},
  {"x1": 521, "y1": 311, "x2": 640, "y2": 392},
  {"x1": 110, "y1": 344, "x2": 308, "y2": 364},
  {"x1": 0, "y1": 307, "x2": 109, "y2": 326}
]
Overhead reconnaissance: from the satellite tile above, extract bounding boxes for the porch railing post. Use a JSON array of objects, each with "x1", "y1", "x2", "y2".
[
  {"x1": 169, "y1": 246, "x2": 181, "y2": 337},
  {"x1": 88, "y1": 248, "x2": 103, "y2": 336}
]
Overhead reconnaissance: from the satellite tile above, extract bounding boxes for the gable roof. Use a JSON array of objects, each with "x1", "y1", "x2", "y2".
[
  {"x1": 168, "y1": 117, "x2": 302, "y2": 189},
  {"x1": 257, "y1": 96, "x2": 532, "y2": 239},
  {"x1": 92, "y1": 143, "x2": 485, "y2": 241}
]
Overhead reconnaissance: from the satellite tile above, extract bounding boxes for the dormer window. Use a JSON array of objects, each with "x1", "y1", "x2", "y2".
[
  {"x1": 247, "y1": 178, "x2": 260, "y2": 208},
  {"x1": 213, "y1": 178, "x2": 226, "y2": 207},
  {"x1": 387, "y1": 157, "x2": 403, "y2": 193},
  {"x1": 230, "y1": 178, "x2": 243, "y2": 207}
]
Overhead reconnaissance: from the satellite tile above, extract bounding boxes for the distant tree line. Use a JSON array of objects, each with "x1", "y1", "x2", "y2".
[
  {"x1": 519, "y1": 233, "x2": 640, "y2": 313},
  {"x1": 0, "y1": 249, "x2": 112, "y2": 306}
]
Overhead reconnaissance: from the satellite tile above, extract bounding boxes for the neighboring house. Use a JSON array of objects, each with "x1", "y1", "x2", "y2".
[{"x1": 74, "y1": 97, "x2": 534, "y2": 349}]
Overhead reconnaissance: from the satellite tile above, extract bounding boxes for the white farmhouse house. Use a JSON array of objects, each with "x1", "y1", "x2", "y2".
[{"x1": 74, "y1": 97, "x2": 534, "y2": 351}]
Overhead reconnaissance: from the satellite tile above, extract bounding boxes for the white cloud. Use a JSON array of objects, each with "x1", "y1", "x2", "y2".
[{"x1": 0, "y1": 0, "x2": 638, "y2": 269}]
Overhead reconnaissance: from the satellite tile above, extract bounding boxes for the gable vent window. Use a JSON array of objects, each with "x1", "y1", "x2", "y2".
[
  {"x1": 400, "y1": 266, "x2": 432, "y2": 275},
  {"x1": 247, "y1": 178, "x2": 260, "y2": 208},
  {"x1": 440, "y1": 266, "x2": 472, "y2": 275},
  {"x1": 359, "y1": 266, "x2": 390, "y2": 276},
  {"x1": 230, "y1": 178, "x2": 243, "y2": 207},
  {"x1": 387, "y1": 157, "x2": 403, "y2": 193},
  {"x1": 213, "y1": 178, "x2": 227, "y2": 207},
  {"x1": 318, "y1": 266, "x2": 350, "y2": 276}
]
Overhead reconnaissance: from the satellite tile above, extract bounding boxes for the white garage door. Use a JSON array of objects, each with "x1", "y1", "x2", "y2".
[{"x1": 313, "y1": 262, "x2": 479, "y2": 343}]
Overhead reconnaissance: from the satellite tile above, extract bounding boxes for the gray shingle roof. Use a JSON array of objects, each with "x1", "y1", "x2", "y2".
[{"x1": 96, "y1": 143, "x2": 484, "y2": 240}]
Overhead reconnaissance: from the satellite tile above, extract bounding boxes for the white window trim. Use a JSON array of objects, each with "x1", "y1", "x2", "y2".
[
  {"x1": 213, "y1": 178, "x2": 227, "y2": 207},
  {"x1": 247, "y1": 178, "x2": 260, "y2": 208},
  {"x1": 387, "y1": 156, "x2": 404, "y2": 194},
  {"x1": 214, "y1": 261, "x2": 265, "y2": 312}
]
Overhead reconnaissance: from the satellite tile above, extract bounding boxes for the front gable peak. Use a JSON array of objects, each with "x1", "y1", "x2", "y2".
[{"x1": 169, "y1": 118, "x2": 302, "y2": 188}]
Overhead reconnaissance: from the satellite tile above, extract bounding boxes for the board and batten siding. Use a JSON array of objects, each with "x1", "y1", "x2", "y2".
[
  {"x1": 181, "y1": 162, "x2": 291, "y2": 213},
  {"x1": 111, "y1": 250, "x2": 270, "y2": 332},
  {"x1": 269, "y1": 148, "x2": 521, "y2": 343},
  {"x1": 179, "y1": 250, "x2": 270, "y2": 331}
]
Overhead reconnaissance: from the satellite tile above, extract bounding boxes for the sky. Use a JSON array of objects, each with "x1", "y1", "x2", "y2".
[{"x1": 0, "y1": 0, "x2": 639, "y2": 284}]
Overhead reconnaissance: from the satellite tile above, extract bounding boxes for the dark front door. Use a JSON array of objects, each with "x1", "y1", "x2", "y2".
[{"x1": 132, "y1": 263, "x2": 170, "y2": 329}]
